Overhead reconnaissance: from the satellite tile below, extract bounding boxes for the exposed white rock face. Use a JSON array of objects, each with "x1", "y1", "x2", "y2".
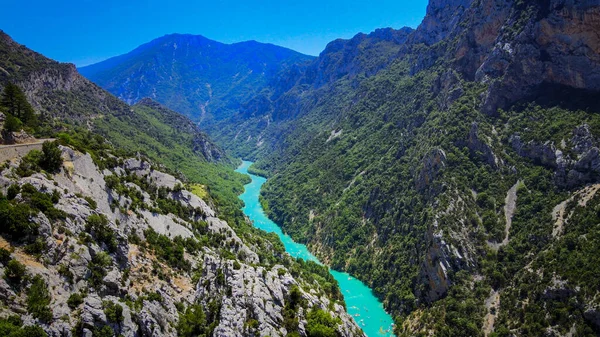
[{"x1": 0, "y1": 147, "x2": 362, "y2": 336}]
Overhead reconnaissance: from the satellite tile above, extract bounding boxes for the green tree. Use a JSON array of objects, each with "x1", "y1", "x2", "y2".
[
  {"x1": 39, "y1": 141, "x2": 63, "y2": 173},
  {"x1": 306, "y1": 308, "x2": 339, "y2": 337},
  {"x1": 177, "y1": 304, "x2": 208, "y2": 337},
  {"x1": 103, "y1": 301, "x2": 124, "y2": 323},
  {"x1": 0, "y1": 84, "x2": 36, "y2": 128},
  {"x1": 67, "y1": 293, "x2": 84, "y2": 309},
  {"x1": 26, "y1": 275, "x2": 53, "y2": 322},
  {"x1": 3, "y1": 113, "x2": 22, "y2": 132}
]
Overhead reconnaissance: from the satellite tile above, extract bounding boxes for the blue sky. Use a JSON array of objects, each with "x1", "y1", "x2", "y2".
[{"x1": 2, "y1": 0, "x2": 428, "y2": 67}]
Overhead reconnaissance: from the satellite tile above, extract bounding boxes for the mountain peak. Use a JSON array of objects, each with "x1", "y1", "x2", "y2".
[{"x1": 79, "y1": 34, "x2": 314, "y2": 121}]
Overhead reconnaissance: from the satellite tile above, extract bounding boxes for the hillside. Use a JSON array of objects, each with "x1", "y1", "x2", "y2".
[
  {"x1": 0, "y1": 144, "x2": 360, "y2": 336},
  {"x1": 79, "y1": 34, "x2": 314, "y2": 123},
  {"x1": 253, "y1": 1, "x2": 600, "y2": 335}
]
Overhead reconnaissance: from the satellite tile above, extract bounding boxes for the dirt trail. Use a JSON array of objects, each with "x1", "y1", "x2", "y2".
[
  {"x1": 552, "y1": 183, "x2": 600, "y2": 238},
  {"x1": 488, "y1": 181, "x2": 520, "y2": 251},
  {"x1": 483, "y1": 290, "x2": 500, "y2": 336}
]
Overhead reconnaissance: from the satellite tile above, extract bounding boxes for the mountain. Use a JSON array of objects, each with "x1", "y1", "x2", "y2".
[
  {"x1": 0, "y1": 30, "x2": 251, "y2": 218},
  {"x1": 70, "y1": 0, "x2": 600, "y2": 335},
  {"x1": 79, "y1": 34, "x2": 314, "y2": 123},
  {"x1": 0, "y1": 32, "x2": 362, "y2": 336}
]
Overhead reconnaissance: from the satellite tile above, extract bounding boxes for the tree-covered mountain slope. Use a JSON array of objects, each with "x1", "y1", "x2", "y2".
[
  {"x1": 248, "y1": 1, "x2": 600, "y2": 336},
  {"x1": 79, "y1": 33, "x2": 314, "y2": 124}
]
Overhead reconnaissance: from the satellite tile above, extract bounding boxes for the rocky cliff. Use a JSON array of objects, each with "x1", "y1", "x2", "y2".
[{"x1": 0, "y1": 145, "x2": 362, "y2": 336}]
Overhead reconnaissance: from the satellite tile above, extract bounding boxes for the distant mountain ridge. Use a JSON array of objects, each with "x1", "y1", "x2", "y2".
[{"x1": 79, "y1": 33, "x2": 314, "y2": 123}]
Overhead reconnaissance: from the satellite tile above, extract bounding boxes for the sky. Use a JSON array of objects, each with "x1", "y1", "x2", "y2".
[{"x1": 1, "y1": 0, "x2": 429, "y2": 67}]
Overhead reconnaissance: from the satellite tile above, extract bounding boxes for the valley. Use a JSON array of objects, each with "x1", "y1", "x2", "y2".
[{"x1": 1, "y1": 0, "x2": 600, "y2": 336}]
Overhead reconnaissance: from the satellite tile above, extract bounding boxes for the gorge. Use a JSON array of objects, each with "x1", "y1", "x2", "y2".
[
  {"x1": 1, "y1": 0, "x2": 600, "y2": 335},
  {"x1": 236, "y1": 161, "x2": 395, "y2": 337}
]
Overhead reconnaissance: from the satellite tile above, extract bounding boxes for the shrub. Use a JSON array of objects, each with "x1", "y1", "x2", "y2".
[
  {"x1": 87, "y1": 252, "x2": 112, "y2": 288},
  {"x1": 24, "y1": 237, "x2": 46, "y2": 257},
  {"x1": 67, "y1": 293, "x2": 84, "y2": 309},
  {"x1": 15, "y1": 150, "x2": 42, "y2": 177},
  {"x1": 306, "y1": 308, "x2": 339, "y2": 337},
  {"x1": 83, "y1": 196, "x2": 97, "y2": 210},
  {"x1": 4, "y1": 259, "x2": 26, "y2": 283},
  {"x1": 0, "y1": 201, "x2": 38, "y2": 239},
  {"x1": 177, "y1": 304, "x2": 207, "y2": 337},
  {"x1": 58, "y1": 264, "x2": 74, "y2": 283},
  {"x1": 103, "y1": 301, "x2": 124, "y2": 323},
  {"x1": 6, "y1": 184, "x2": 20, "y2": 200},
  {"x1": 90, "y1": 325, "x2": 114, "y2": 337},
  {"x1": 27, "y1": 275, "x2": 53, "y2": 322},
  {"x1": 0, "y1": 316, "x2": 47, "y2": 337},
  {"x1": 39, "y1": 141, "x2": 63, "y2": 173},
  {"x1": 0, "y1": 248, "x2": 11, "y2": 265},
  {"x1": 85, "y1": 214, "x2": 116, "y2": 252},
  {"x1": 3, "y1": 113, "x2": 23, "y2": 132}
]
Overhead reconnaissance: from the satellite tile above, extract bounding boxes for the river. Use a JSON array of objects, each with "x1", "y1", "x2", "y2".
[{"x1": 236, "y1": 161, "x2": 395, "y2": 337}]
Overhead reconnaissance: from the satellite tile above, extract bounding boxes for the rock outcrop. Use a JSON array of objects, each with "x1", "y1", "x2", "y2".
[
  {"x1": 510, "y1": 124, "x2": 600, "y2": 188},
  {"x1": 0, "y1": 146, "x2": 362, "y2": 336}
]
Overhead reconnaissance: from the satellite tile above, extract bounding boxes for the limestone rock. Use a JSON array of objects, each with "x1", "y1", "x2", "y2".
[{"x1": 416, "y1": 148, "x2": 447, "y2": 192}]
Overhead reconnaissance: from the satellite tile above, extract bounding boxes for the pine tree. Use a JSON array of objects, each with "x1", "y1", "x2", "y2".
[{"x1": 0, "y1": 83, "x2": 37, "y2": 128}]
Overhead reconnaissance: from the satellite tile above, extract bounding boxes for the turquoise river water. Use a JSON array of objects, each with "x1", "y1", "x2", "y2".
[{"x1": 236, "y1": 161, "x2": 395, "y2": 337}]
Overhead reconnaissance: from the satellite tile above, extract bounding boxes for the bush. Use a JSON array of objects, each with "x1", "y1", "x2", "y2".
[
  {"x1": 24, "y1": 237, "x2": 46, "y2": 257},
  {"x1": 103, "y1": 301, "x2": 124, "y2": 323},
  {"x1": 15, "y1": 150, "x2": 42, "y2": 177},
  {"x1": 306, "y1": 308, "x2": 339, "y2": 337},
  {"x1": 177, "y1": 304, "x2": 207, "y2": 337},
  {"x1": 87, "y1": 252, "x2": 112, "y2": 288},
  {"x1": 0, "y1": 316, "x2": 47, "y2": 337},
  {"x1": 6, "y1": 184, "x2": 20, "y2": 200},
  {"x1": 4, "y1": 259, "x2": 26, "y2": 283},
  {"x1": 0, "y1": 200, "x2": 38, "y2": 239},
  {"x1": 58, "y1": 264, "x2": 74, "y2": 283},
  {"x1": 90, "y1": 325, "x2": 114, "y2": 337},
  {"x1": 3, "y1": 113, "x2": 23, "y2": 132},
  {"x1": 144, "y1": 228, "x2": 191, "y2": 271},
  {"x1": 40, "y1": 141, "x2": 63, "y2": 173},
  {"x1": 85, "y1": 214, "x2": 116, "y2": 252},
  {"x1": 83, "y1": 196, "x2": 97, "y2": 210},
  {"x1": 0, "y1": 248, "x2": 11, "y2": 265},
  {"x1": 27, "y1": 275, "x2": 53, "y2": 322},
  {"x1": 67, "y1": 293, "x2": 84, "y2": 309}
]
